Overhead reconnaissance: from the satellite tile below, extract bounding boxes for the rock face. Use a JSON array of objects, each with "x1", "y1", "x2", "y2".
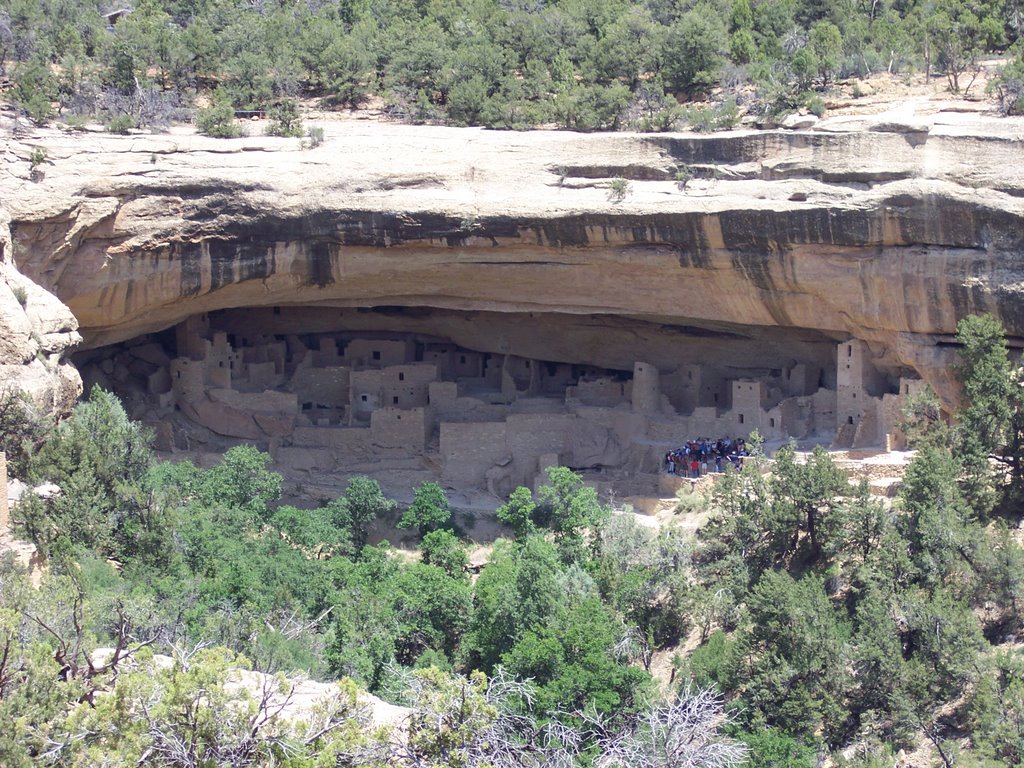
[
  {"x1": 0, "y1": 208, "x2": 81, "y2": 415},
  {"x1": 3, "y1": 110, "x2": 1024, "y2": 415}
]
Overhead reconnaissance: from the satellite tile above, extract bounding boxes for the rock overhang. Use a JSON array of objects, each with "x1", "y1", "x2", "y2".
[{"x1": 4, "y1": 115, "x2": 1024, "y2": 409}]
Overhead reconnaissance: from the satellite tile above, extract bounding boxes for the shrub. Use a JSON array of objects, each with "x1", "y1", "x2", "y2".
[
  {"x1": 265, "y1": 98, "x2": 303, "y2": 138},
  {"x1": 675, "y1": 166, "x2": 694, "y2": 191},
  {"x1": 305, "y1": 125, "x2": 324, "y2": 148},
  {"x1": 636, "y1": 105, "x2": 684, "y2": 132},
  {"x1": 12, "y1": 285, "x2": 28, "y2": 307},
  {"x1": 13, "y1": 56, "x2": 57, "y2": 124},
  {"x1": 805, "y1": 93, "x2": 827, "y2": 117},
  {"x1": 0, "y1": 389, "x2": 50, "y2": 477},
  {"x1": 398, "y1": 482, "x2": 453, "y2": 537},
  {"x1": 105, "y1": 114, "x2": 136, "y2": 134},
  {"x1": 197, "y1": 88, "x2": 241, "y2": 138},
  {"x1": 990, "y1": 44, "x2": 1024, "y2": 116},
  {"x1": 552, "y1": 82, "x2": 631, "y2": 131},
  {"x1": 608, "y1": 176, "x2": 632, "y2": 203},
  {"x1": 683, "y1": 98, "x2": 742, "y2": 132},
  {"x1": 29, "y1": 147, "x2": 48, "y2": 170},
  {"x1": 674, "y1": 488, "x2": 707, "y2": 514}
]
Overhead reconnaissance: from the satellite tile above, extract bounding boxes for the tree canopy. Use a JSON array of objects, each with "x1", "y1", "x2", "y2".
[{"x1": 2, "y1": 0, "x2": 1022, "y2": 132}]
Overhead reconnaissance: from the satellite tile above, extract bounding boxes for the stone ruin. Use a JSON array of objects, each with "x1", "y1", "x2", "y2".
[{"x1": 74, "y1": 306, "x2": 925, "y2": 501}]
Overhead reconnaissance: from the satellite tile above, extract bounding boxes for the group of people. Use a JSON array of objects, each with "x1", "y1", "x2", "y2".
[{"x1": 665, "y1": 437, "x2": 749, "y2": 477}]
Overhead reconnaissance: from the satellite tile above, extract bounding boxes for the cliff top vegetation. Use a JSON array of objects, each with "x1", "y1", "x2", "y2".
[{"x1": 2, "y1": 0, "x2": 1024, "y2": 135}]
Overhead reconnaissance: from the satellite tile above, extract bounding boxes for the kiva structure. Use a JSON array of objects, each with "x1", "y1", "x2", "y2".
[{"x1": 80, "y1": 306, "x2": 924, "y2": 496}]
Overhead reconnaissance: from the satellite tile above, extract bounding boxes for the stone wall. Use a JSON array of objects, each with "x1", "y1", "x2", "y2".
[
  {"x1": 344, "y1": 339, "x2": 412, "y2": 368},
  {"x1": 440, "y1": 421, "x2": 510, "y2": 489},
  {"x1": 506, "y1": 413, "x2": 574, "y2": 486},
  {"x1": 371, "y1": 407, "x2": 432, "y2": 451},
  {"x1": 292, "y1": 365, "x2": 350, "y2": 408}
]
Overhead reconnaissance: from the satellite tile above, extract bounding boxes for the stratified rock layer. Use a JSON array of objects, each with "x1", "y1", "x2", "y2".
[{"x1": 3, "y1": 110, "x2": 1024, "y2": 407}]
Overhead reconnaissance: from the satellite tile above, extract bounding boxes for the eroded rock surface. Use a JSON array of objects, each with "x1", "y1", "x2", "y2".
[{"x1": 0, "y1": 207, "x2": 81, "y2": 414}]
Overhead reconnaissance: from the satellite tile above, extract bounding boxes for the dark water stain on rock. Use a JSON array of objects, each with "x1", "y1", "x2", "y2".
[
  {"x1": 208, "y1": 239, "x2": 272, "y2": 292},
  {"x1": 307, "y1": 241, "x2": 335, "y2": 287},
  {"x1": 178, "y1": 244, "x2": 202, "y2": 297}
]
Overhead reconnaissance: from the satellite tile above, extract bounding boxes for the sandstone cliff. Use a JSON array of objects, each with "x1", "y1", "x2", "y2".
[
  {"x1": 0, "y1": 207, "x2": 81, "y2": 414},
  {"x1": 2, "y1": 106, "x2": 1023, "y2": 408}
]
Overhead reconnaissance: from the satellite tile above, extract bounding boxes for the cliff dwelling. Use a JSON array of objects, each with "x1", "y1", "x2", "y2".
[
  {"x1": 74, "y1": 304, "x2": 926, "y2": 501},
  {"x1": 7, "y1": 119, "x2": 1024, "y2": 503}
]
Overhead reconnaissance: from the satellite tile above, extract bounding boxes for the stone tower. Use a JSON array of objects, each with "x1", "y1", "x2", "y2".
[{"x1": 632, "y1": 361, "x2": 661, "y2": 414}]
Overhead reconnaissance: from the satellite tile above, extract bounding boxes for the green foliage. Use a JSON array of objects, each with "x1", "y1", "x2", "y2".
[
  {"x1": 805, "y1": 93, "x2": 827, "y2": 117},
  {"x1": 59, "y1": 645, "x2": 367, "y2": 765},
  {"x1": 330, "y1": 474, "x2": 397, "y2": 553},
  {"x1": 739, "y1": 570, "x2": 849, "y2": 741},
  {"x1": 467, "y1": 535, "x2": 564, "y2": 670},
  {"x1": 420, "y1": 529, "x2": 468, "y2": 577},
  {"x1": 12, "y1": 55, "x2": 57, "y2": 123},
  {"x1": 991, "y1": 42, "x2": 1024, "y2": 114},
  {"x1": 535, "y1": 466, "x2": 610, "y2": 562},
  {"x1": 607, "y1": 176, "x2": 632, "y2": 202},
  {"x1": 899, "y1": 384, "x2": 949, "y2": 448},
  {"x1": 595, "y1": 514, "x2": 691, "y2": 651},
  {"x1": 403, "y1": 667, "x2": 498, "y2": 765},
  {"x1": 398, "y1": 481, "x2": 452, "y2": 537},
  {"x1": 495, "y1": 485, "x2": 536, "y2": 536},
  {"x1": 808, "y1": 20, "x2": 844, "y2": 84},
  {"x1": 503, "y1": 596, "x2": 651, "y2": 718},
  {"x1": 200, "y1": 444, "x2": 282, "y2": 522},
  {"x1": 196, "y1": 87, "x2": 240, "y2": 138},
  {"x1": 683, "y1": 98, "x2": 741, "y2": 132},
  {"x1": 28, "y1": 147, "x2": 47, "y2": 170},
  {"x1": 325, "y1": 548, "x2": 470, "y2": 684},
  {"x1": 317, "y1": 33, "x2": 371, "y2": 107},
  {"x1": 0, "y1": 0, "x2": 1017, "y2": 133},
  {"x1": 928, "y1": 0, "x2": 993, "y2": 94},
  {"x1": 551, "y1": 82, "x2": 632, "y2": 131},
  {"x1": 105, "y1": 113, "x2": 136, "y2": 134},
  {"x1": 663, "y1": 9, "x2": 727, "y2": 96},
  {"x1": 953, "y1": 313, "x2": 1023, "y2": 512},
  {"x1": 0, "y1": 389, "x2": 50, "y2": 478},
  {"x1": 675, "y1": 166, "x2": 694, "y2": 190},
  {"x1": 966, "y1": 650, "x2": 1024, "y2": 764},
  {"x1": 685, "y1": 630, "x2": 738, "y2": 690},
  {"x1": 898, "y1": 443, "x2": 976, "y2": 589},
  {"x1": 265, "y1": 97, "x2": 304, "y2": 137},
  {"x1": 28, "y1": 386, "x2": 156, "y2": 561},
  {"x1": 272, "y1": 504, "x2": 350, "y2": 558},
  {"x1": 737, "y1": 727, "x2": 817, "y2": 768},
  {"x1": 770, "y1": 443, "x2": 847, "y2": 561}
]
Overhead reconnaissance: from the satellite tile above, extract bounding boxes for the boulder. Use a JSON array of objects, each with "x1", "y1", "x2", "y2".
[{"x1": 781, "y1": 113, "x2": 819, "y2": 130}]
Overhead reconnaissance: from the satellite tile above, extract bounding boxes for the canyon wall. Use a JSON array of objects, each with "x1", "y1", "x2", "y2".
[
  {"x1": 2, "y1": 110, "x2": 1024, "y2": 414},
  {"x1": 0, "y1": 207, "x2": 81, "y2": 415}
]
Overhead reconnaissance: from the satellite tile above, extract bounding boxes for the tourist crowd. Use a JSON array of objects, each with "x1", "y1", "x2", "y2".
[{"x1": 665, "y1": 437, "x2": 749, "y2": 477}]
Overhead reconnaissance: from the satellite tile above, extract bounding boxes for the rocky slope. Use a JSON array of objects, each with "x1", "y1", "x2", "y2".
[{"x1": 2, "y1": 104, "x2": 1023, "y2": 409}]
